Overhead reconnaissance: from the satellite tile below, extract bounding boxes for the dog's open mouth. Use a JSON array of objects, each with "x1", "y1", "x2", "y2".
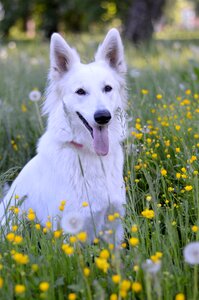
[{"x1": 76, "y1": 112, "x2": 109, "y2": 156}]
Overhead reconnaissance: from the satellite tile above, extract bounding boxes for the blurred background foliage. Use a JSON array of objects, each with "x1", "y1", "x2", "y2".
[{"x1": 1, "y1": 0, "x2": 199, "y2": 43}]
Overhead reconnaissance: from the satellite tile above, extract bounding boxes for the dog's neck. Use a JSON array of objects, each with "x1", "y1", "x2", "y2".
[{"x1": 70, "y1": 141, "x2": 83, "y2": 148}]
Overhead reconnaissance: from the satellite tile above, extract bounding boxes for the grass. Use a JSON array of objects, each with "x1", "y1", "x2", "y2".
[{"x1": 1, "y1": 32, "x2": 199, "y2": 299}]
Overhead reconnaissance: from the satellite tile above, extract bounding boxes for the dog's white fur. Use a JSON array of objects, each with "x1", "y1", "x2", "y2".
[{"x1": 1, "y1": 29, "x2": 127, "y2": 243}]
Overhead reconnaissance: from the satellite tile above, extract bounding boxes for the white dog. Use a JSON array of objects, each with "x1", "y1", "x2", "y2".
[{"x1": 1, "y1": 28, "x2": 127, "y2": 243}]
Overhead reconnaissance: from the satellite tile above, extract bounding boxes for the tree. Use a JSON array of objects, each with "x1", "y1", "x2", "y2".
[{"x1": 122, "y1": 0, "x2": 166, "y2": 44}]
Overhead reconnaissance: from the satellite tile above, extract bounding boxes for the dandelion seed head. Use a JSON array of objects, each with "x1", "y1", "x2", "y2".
[
  {"x1": 29, "y1": 90, "x2": 41, "y2": 102},
  {"x1": 183, "y1": 242, "x2": 199, "y2": 265},
  {"x1": 61, "y1": 213, "x2": 84, "y2": 234}
]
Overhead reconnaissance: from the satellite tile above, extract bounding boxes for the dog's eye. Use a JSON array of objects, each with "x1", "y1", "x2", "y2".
[
  {"x1": 76, "y1": 88, "x2": 86, "y2": 95},
  {"x1": 104, "y1": 85, "x2": 112, "y2": 93}
]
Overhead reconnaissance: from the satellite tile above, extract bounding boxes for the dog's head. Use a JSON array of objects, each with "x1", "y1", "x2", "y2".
[{"x1": 44, "y1": 29, "x2": 127, "y2": 156}]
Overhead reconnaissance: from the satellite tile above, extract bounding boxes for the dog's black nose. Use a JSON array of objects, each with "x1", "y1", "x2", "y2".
[{"x1": 94, "y1": 110, "x2": 111, "y2": 125}]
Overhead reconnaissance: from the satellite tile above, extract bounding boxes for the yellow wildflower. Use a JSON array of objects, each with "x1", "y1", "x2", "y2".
[
  {"x1": 0, "y1": 277, "x2": 3, "y2": 289},
  {"x1": 131, "y1": 224, "x2": 138, "y2": 232},
  {"x1": 76, "y1": 231, "x2": 87, "y2": 242},
  {"x1": 175, "y1": 293, "x2": 185, "y2": 300},
  {"x1": 141, "y1": 209, "x2": 155, "y2": 219},
  {"x1": 192, "y1": 225, "x2": 198, "y2": 232},
  {"x1": 110, "y1": 294, "x2": 118, "y2": 300},
  {"x1": 54, "y1": 230, "x2": 62, "y2": 239},
  {"x1": 13, "y1": 253, "x2": 29, "y2": 265},
  {"x1": 184, "y1": 185, "x2": 193, "y2": 191},
  {"x1": 100, "y1": 249, "x2": 110, "y2": 259},
  {"x1": 161, "y1": 169, "x2": 167, "y2": 176},
  {"x1": 112, "y1": 274, "x2": 121, "y2": 284},
  {"x1": 35, "y1": 223, "x2": 41, "y2": 230},
  {"x1": 62, "y1": 244, "x2": 74, "y2": 256},
  {"x1": 12, "y1": 225, "x2": 18, "y2": 232},
  {"x1": 129, "y1": 237, "x2": 139, "y2": 247},
  {"x1": 68, "y1": 293, "x2": 77, "y2": 300},
  {"x1": 95, "y1": 257, "x2": 109, "y2": 273},
  {"x1": 132, "y1": 282, "x2": 142, "y2": 293},
  {"x1": 15, "y1": 284, "x2": 26, "y2": 295},
  {"x1": 13, "y1": 235, "x2": 23, "y2": 244},
  {"x1": 83, "y1": 267, "x2": 90, "y2": 277},
  {"x1": 6, "y1": 232, "x2": 15, "y2": 242},
  {"x1": 39, "y1": 282, "x2": 49, "y2": 292}
]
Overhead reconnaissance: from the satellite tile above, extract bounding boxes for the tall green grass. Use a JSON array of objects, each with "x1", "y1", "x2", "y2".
[{"x1": 0, "y1": 34, "x2": 199, "y2": 299}]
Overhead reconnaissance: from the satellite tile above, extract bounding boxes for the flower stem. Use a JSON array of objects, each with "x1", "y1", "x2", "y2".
[
  {"x1": 193, "y1": 265, "x2": 198, "y2": 300},
  {"x1": 35, "y1": 102, "x2": 44, "y2": 133}
]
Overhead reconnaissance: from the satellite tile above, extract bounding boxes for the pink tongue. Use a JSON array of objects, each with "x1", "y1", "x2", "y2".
[{"x1": 93, "y1": 126, "x2": 109, "y2": 156}]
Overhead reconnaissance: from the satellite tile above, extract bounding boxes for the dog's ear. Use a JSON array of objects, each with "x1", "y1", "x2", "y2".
[
  {"x1": 50, "y1": 33, "x2": 80, "y2": 78},
  {"x1": 95, "y1": 28, "x2": 126, "y2": 75}
]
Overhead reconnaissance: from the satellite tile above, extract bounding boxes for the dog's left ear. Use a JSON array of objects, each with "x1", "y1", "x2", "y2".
[{"x1": 95, "y1": 28, "x2": 126, "y2": 75}]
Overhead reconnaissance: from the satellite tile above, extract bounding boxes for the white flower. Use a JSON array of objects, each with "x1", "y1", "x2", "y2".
[
  {"x1": 8, "y1": 41, "x2": 16, "y2": 50},
  {"x1": 141, "y1": 125, "x2": 150, "y2": 134},
  {"x1": 29, "y1": 90, "x2": 41, "y2": 102},
  {"x1": 61, "y1": 212, "x2": 84, "y2": 234},
  {"x1": 142, "y1": 259, "x2": 161, "y2": 274},
  {"x1": 129, "y1": 69, "x2": 141, "y2": 78},
  {"x1": 183, "y1": 242, "x2": 199, "y2": 265}
]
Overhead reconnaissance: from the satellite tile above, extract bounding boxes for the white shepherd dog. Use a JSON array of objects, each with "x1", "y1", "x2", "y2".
[{"x1": 1, "y1": 28, "x2": 127, "y2": 244}]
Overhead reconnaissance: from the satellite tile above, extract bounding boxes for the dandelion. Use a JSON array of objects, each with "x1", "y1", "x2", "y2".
[
  {"x1": 54, "y1": 230, "x2": 62, "y2": 238},
  {"x1": 110, "y1": 294, "x2": 118, "y2": 300},
  {"x1": 15, "y1": 284, "x2": 26, "y2": 295},
  {"x1": 141, "y1": 209, "x2": 155, "y2": 219},
  {"x1": 68, "y1": 293, "x2": 77, "y2": 300},
  {"x1": 129, "y1": 237, "x2": 139, "y2": 247},
  {"x1": 112, "y1": 274, "x2": 121, "y2": 284},
  {"x1": 131, "y1": 224, "x2": 138, "y2": 232},
  {"x1": 142, "y1": 259, "x2": 161, "y2": 274},
  {"x1": 29, "y1": 90, "x2": 41, "y2": 102},
  {"x1": 21, "y1": 104, "x2": 27, "y2": 113},
  {"x1": 13, "y1": 253, "x2": 29, "y2": 265},
  {"x1": 62, "y1": 244, "x2": 74, "y2": 256},
  {"x1": 108, "y1": 214, "x2": 115, "y2": 222},
  {"x1": 76, "y1": 231, "x2": 87, "y2": 242},
  {"x1": 45, "y1": 221, "x2": 52, "y2": 229},
  {"x1": 95, "y1": 257, "x2": 109, "y2": 273},
  {"x1": 0, "y1": 277, "x2": 3, "y2": 289},
  {"x1": 12, "y1": 225, "x2": 18, "y2": 232},
  {"x1": 31, "y1": 264, "x2": 39, "y2": 272},
  {"x1": 83, "y1": 267, "x2": 90, "y2": 277},
  {"x1": 176, "y1": 173, "x2": 181, "y2": 179},
  {"x1": 100, "y1": 249, "x2": 110, "y2": 259},
  {"x1": 6, "y1": 232, "x2": 15, "y2": 242},
  {"x1": 175, "y1": 125, "x2": 181, "y2": 131},
  {"x1": 13, "y1": 235, "x2": 23, "y2": 244},
  {"x1": 175, "y1": 293, "x2": 185, "y2": 300},
  {"x1": 82, "y1": 201, "x2": 88, "y2": 207},
  {"x1": 184, "y1": 185, "x2": 193, "y2": 192},
  {"x1": 133, "y1": 265, "x2": 139, "y2": 272},
  {"x1": 39, "y1": 282, "x2": 49, "y2": 292},
  {"x1": 183, "y1": 242, "x2": 199, "y2": 264},
  {"x1": 156, "y1": 94, "x2": 162, "y2": 100},
  {"x1": 27, "y1": 209, "x2": 36, "y2": 221},
  {"x1": 141, "y1": 89, "x2": 149, "y2": 95},
  {"x1": 161, "y1": 169, "x2": 167, "y2": 176},
  {"x1": 61, "y1": 213, "x2": 84, "y2": 234},
  {"x1": 35, "y1": 223, "x2": 41, "y2": 230},
  {"x1": 132, "y1": 282, "x2": 142, "y2": 293},
  {"x1": 192, "y1": 225, "x2": 198, "y2": 232}
]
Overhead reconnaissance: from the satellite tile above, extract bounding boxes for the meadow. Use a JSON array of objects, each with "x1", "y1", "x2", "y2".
[{"x1": 0, "y1": 32, "x2": 199, "y2": 299}]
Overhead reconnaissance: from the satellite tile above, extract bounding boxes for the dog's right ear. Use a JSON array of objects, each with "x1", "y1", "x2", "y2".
[{"x1": 50, "y1": 33, "x2": 80, "y2": 79}]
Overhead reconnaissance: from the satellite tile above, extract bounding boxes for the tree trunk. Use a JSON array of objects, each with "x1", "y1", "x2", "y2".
[{"x1": 124, "y1": 0, "x2": 165, "y2": 44}]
